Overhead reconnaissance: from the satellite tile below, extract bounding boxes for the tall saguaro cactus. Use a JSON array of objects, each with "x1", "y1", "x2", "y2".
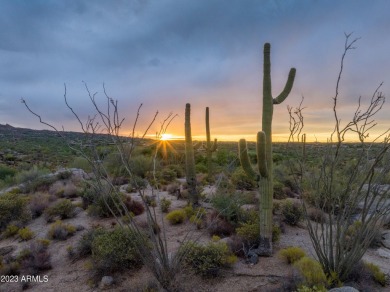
[
  {"x1": 185, "y1": 103, "x2": 198, "y2": 206},
  {"x1": 205, "y1": 107, "x2": 217, "y2": 179},
  {"x1": 239, "y1": 43, "x2": 296, "y2": 256}
]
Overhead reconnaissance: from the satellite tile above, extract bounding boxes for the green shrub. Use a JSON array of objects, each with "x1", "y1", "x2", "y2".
[
  {"x1": 183, "y1": 241, "x2": 237, "y2": 277},
  {"x1": 282, "y1": 199, "x2": 304, "y2": 226},
  {"x1": 160, "y1": 197, "x2": 171, "y2": 213},
  {"x1": 279, "y1": 247, "x2": 306, "y2": 264},
  {"x1": 237, "y1": 219, "x2": 281, "y2": 244},
  {"x1": 126, "y1": 176, "x2": 148, "y2": 192},
  {"x1": 210, "y1": 191, "x2": 243, "y2": 223},
  {"x1": 230, "y1": 167, "x2": 257, "y2": 190},
  {"x1": 91, "y1": 228, "x2": 143, "y2": 272},
  {"x1": 75, "y1": 228, "x2": 106, "y2": 258},
  {"x1": 18, "y1": 227, "x2": 34, "y2": 241},
  {"x1": 272, "y1": 225, "x2": 281, "y2": 243},
  {"x1": 3, "y1": 224, "x2": 20, "y2": 238},
  {"x1": 0, "y1": 193, "x2": 29, "y2": 231},
  {"x1": 82, "y1": 183, "x2": 126, "y2": 218},
  {"x1": 47, "y1": 220, "x2": 76, "y2": 240},
  {"x1": 15, "y1": 166, "x2": 49, "y2": 184},
  {"x1": 70, "y1": 157, "x2": 92, "y2": 173},
  {"x1": 364, "y1": 262, "x2": 386, "y2": 286},
  {"x1": 294, "y1": 257, "x2": 327, "y2": 288},
  {"x1": 23, "y1": 175, "x2": 57, "y2": 193},
  {"x1": 0, "y1": 165, "x2": 16, "y2": 180},
  {"x1": 44, "y1": 199, "x2": 75, "y2": 222},
  {"x1": 166, "y1": 209, "x2": 186, "y2": 224}
]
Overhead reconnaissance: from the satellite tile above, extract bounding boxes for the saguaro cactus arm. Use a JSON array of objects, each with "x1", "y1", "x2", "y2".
[
  {"x1": 238, "y1": 139, "x2": 259, "y2": 181},
  {"x1": 273, "y1": 68, "x2": 296, "y2": 104},
  {"x1": 256, "y1": 131, "x2": 268, "y2": 178}
]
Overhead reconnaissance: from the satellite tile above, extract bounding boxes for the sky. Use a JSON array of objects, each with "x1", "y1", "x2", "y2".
[{"x1": 1, "y1": 0, "x2": 390, "y2": 142}]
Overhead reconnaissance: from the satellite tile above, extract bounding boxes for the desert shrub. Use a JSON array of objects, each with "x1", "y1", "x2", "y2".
[
  {"x1": 160, "y1": 197, "x2": 171, "y2": 213},
  {"x1": 210, "y1": 191, "x2": 244, "y2": 223},
  {"x1": 18, "y1": 227, "x2": 34, "y2": 241},
  {"x1": 125, "y1": 175, "x2": 148, "y2": 192},
  {"x1": 82, "y1": 183, "x2": 127, "y2": 218},
  {"x1": 49, "y1": 180, "x2": 65, "y2": 197},
  {"x1": 364, "y1": 262, "x2": 386, "y2": 286},
  {"x1": 167, "y1": 164, "x2": 184, "y2": 178},
  {"x1": 230, "y1": 167, "x2": 257, "y2": 190},
  {"x1": 166, "y1": 182, "x2": 180, "y2": 195},
  {"x1": 237, "y1": 217, "x2": 281, "y2": 244},
  {"x1": 0, "y1": 261, "x2": 21, "y2": 276},
  {"x1": 282, "y1": 199, "x2": 304, "y2": 226},
  {"x1": 0, "y1": 165, "x2": 16, "y2": 180},
  {"x1": 29, "y1": 192, "x2": 50, "y2": 218},
  {"x1": 75, "y1": 228, "x2": 106, "y2": 258},
  {"x1": 123, "y1": 197, "x2": 145, "y2": 216},
  {"x1": 129, "y1": 155, "x2": 153, "y2": 178},
  {"x1": 3, "y1": 224, "x2": 20, "y2": 238},
  {"x1": 47, "y1": 220, "x2": 76, "y2": 240},
  {"x1": 166, "y1": 209, "x2": 186, "y2": 224},
  {"x1": 195, "y1": 162, "x2": 208, "y2": 174},
  {"x1": 272, "y1": 225, "x2": 281, "y2": 243},
  {"x1": 273, "y1": 180, "x2": 288, "y2": 200},
  {"x1": 44, "y1": 199, "x2": 75, "y2": 222},
  {"x1": 160, "y1": 168, "x2": 177, "y2": 183},
  {"x1": 294, "y1": 257, "x2": 327, "y2": 288},
  {"x1": 307, "y1": 207, "x2": 326, "y2": 223},
  {"x1": 207, "y1": 211, "x2": 235, "y2": 237},
  {"x1": 112, "y1": 176, "x2": 129, "y2": 186},
  {"x1": 56, "y1": 170, "x2": 72, "y2": 180},
  {"x1": 91, "y1": 228, "x2": 143, "y2": 273},
  {"x1": 18, "y1": 240, "x2": 51, "y2": 275},
  {"x1": 183, "y1": 241, "x2": 237, "y2": 277},
  {"x1": 279, "y1": 247, "x2": 306, "y2": 264},
  {"x1": 0, "y1": 193, "x2": 29, "y2": 231},
  {"x1": 14, "y1": 166, "x2": 49, "y2": 185},
  {"x1": 70, "y1": 156, "x2": 92, "y2": 173},
  {"x1": 144, "y1": 195, "x2": 156, "y2": 207}
]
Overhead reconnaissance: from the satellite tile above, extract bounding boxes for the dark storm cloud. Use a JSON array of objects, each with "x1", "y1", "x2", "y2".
[{"x1": 0, "y1": 0, "x2": 389, "y2": 140}]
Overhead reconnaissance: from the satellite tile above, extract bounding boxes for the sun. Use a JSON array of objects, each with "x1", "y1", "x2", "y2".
[{"x1": 160, "y1": 133, "x2": 173, "y2": 141}]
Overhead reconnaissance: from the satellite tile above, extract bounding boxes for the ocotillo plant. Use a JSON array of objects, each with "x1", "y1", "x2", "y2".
[
  {"x1": 239, "y1": 43, "x2": 296, "y2": 256},
  {"x1": 185, "y1": 103, "x2": 198, "y2": 206},
  {"x1": 205, "y1": 107, "x2": 217, "y2": 180}
]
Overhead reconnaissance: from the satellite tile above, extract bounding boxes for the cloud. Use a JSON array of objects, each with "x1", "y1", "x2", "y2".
[{"x1": 0, "y1": 0, "x2": 389, "y2": 141}]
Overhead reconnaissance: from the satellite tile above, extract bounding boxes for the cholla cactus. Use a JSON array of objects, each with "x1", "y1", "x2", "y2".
[
  {"x1": 239, "y1": 43, "x2": 296, "y2": 256},
  {"x1": 205, "y1": 107, "x2": 217, "y2": 179},
  {"x1": 185, "y1": 103, "x2": 198, "y2": 206}
]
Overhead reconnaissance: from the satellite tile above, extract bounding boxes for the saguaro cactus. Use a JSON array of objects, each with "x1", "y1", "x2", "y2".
[
  {"x1": 239, "y1": 43, "x2": 296, "y2": 256},
  {"x1": 205, "y1": 107, "x2": 217, "y2": 179},
  {"x1": 185, "y1": 103, "x2": 198, "y2": 206}
]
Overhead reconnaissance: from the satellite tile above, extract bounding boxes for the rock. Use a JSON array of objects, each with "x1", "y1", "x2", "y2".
[
  {"x1": 76, "y1": 224, "x2": 85, "y2": 231},
  {"x1": 74, "y1": 207, "x2": 84, "y2": 215},
  {"x1": 0, "y1": 245, "x2": 15, "y2": 256},
  {"x1": 382, "y1": 231, "x2": 390, "y2": 249},
  {"x1": 99, "y1": 276, "x2": 114, "y2": 289},
  {"x1": 377, "y1": 248, "x2": 390, "y2": 259},
  {"x1": 247, "y1": 250, "x2": 259, "y2": 264},
  {"x1": 328, "y1": 287, "x2": 359, "y2": 292}
]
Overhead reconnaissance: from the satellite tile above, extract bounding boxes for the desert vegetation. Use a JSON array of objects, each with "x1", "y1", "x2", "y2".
[{"x1": 1, "y1": 37, "x2": 389, "y2": 292}]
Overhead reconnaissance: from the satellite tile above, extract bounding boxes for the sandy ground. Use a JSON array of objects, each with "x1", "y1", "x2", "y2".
[{"x1": 1, "y1": 186, "x2": 389, "y2": 292}]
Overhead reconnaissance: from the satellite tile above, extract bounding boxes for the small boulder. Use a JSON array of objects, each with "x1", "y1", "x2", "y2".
[{"x1": 99, "y1": 276, "x2": 114, "y2": 289}]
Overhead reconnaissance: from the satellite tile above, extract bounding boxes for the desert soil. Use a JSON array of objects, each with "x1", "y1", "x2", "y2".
[{"x1": 1, "y1": 185, "x2": 389, "y2": 292}]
